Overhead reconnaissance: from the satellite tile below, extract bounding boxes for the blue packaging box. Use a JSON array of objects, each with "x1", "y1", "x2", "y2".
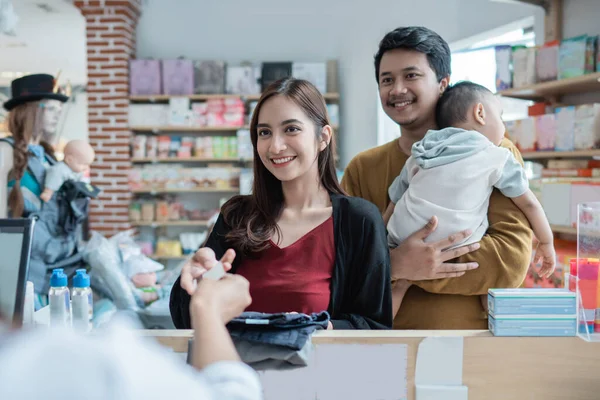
[
  {"x1": 488, "y1": 314, "x2": 577, "y2": 337},
  {"x1": 488, "y1": 288, "x2": 576, "y2": 316}
]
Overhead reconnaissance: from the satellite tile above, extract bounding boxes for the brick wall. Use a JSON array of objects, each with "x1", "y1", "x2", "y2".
[{"x1": 75, "y1": 0, "x2": 142, "y2": 236}]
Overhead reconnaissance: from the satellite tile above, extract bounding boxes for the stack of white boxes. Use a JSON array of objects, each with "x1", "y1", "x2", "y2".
[{"x1": 487, "y1": 288, "x2": 577, "y2": 336}]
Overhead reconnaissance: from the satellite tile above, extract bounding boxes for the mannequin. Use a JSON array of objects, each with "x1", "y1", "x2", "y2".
[{"x1": 0, "y1": 74, "x2": 68, "y2": 218}]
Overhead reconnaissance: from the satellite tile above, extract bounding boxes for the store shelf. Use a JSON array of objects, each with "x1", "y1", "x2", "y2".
[
  {"x1": 551, "y1": 225, "x2": 600, "y2": 238},
  {"x1": 132, "y1": 220, "x2": 209, "y2": 227},
  {"x1": 130, "y1": 125, "x2": 246, "y2": 132},
  {"x1": 245, "y1": 93, "x2": 340, "y2": 101},
  {"x1": 497, "y1": 72, "x2": 600, "y2": 101},
  {"x1": 131, "y1": 157, "x2": 252, "y2": 163},
  {"x1": 132, "y1": 187, "x2": 239, "y2": 194},
  {"x1": 131, "y1": 124, "x2": 338, "y2": 133},
  {"x1": 129, "y1": 93, "x2": 340, "y2": 102},
  {"x1": 551, "y1": 225, "x2": 576, "y2": 235},
  {"x1": 522, "y1": 150, "x2": 600, "y2": 160}
]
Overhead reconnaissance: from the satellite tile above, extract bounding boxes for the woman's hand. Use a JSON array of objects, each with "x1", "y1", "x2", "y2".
[{"x1": 180, "y1": 247, "x2": 236, "y2": 295}]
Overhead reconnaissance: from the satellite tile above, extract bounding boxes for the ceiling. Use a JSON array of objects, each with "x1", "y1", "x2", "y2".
[{"x1": 0, "y1": 0, "x2": 86, "y2": 86}]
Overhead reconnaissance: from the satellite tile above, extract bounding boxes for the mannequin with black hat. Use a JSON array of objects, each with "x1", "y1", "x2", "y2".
[{"x1": 0, "y1": 73, "x2": 69, "y2": 218}]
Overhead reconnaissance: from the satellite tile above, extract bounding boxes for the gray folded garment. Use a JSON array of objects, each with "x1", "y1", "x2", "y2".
[
  {"x1": 232, "y1": 336, "x2": 314, "y2": 371},
  {"x1": 186, "y1": 336, "x2": 314, "y2": 371}
]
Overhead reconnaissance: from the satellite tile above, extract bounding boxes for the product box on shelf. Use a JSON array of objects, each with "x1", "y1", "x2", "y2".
[
  {"x1": 261, "y1": 62, "x2": 293, "y2": 91},
  {"x1": 495, "y1": 45, "x2": 512, "y2": 91},
  {"x1": 536, "y1": 41, "x2": 559, "y2": 82},
  {"x1": 129, "y1": 104, "x2": 169, "y2": 127},
  {"x1": 517, "y1": 117, "x2": 536, "y2": 152},
  {"x1": 559, "y1": 35, "x2": 594, "y2": 79},
  {"x1": 292, "y1": 62, "x2": 327, "y2": 93},
  {"x1": 130, "y1": 59, "x2": 161, "y2": 95},
  {"x1": 512, "y1": 46, "x2": 536, "y2": 88},
  {"x1": 226, "y1": 65, "x2": 261, "y2": 95},
  {"x1": 535, "y1": 114, "x2": 556, "y2": 151},
  {"x1": 554, "y1": 106, "x2": 576, "y2": 151},
  {"x1": 541, "y1": 182, "x2": 571, "y2": 226},
  {"x1": 193, "y1": 61, "x2": 226, "y2": 94},
  {"x1": 162, "y1": 59, "x2": 194, "y2": 95},
  {"x1": 573, "y1": 103, "x2": 600, "y2": 150}
]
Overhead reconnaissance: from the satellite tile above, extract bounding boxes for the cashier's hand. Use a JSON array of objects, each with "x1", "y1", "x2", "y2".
[
  {"x1": 390, "y1": 216, "x2": 480, "y2": 281},
  {"x1": 190, "y1": 274, "x2": 252, "y2": 325},
  {"x1": 180, "y1": 247, "x2": 236, "y2": 295}
]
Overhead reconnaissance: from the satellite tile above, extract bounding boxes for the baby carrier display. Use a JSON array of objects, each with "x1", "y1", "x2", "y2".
[{"x1": 0, "y1": 138, "x2": 100, "y2": 293}]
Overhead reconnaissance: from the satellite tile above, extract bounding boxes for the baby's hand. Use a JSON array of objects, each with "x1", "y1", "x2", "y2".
[
  {"x1": 534, "y1": 243, "x2": 556, "y2": 278},
  {"x1": 40, "y1": 190, "x2": 52, "y2": 202}
]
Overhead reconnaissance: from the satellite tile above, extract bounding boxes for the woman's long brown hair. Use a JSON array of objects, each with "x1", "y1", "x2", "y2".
[
  {"x1": 221, "y1": 78, "x2": 344, "y2": 254},
  {"x1": 7, "y1": 101, "x2": 54, "y2": 217}
]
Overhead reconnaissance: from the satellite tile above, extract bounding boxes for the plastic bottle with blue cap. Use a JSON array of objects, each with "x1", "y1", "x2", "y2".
[
  {"x1": 72, "y1": 269, "x2": 93, "y2": 332},
  {"x1": 49, "y1": 268, "x2": 71, "y2": 327}
]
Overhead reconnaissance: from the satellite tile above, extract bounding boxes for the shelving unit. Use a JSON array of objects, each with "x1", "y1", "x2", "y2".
[
  {"x1": 129, "y1": 93, "x2": 341, "y2": 102},
  {"x1": 130, "y1": 124, "x2": 338, "y2": 133},
  {"x1": 498, "y1": 72, "x2": 600, "y2": 102},
  {"x1": 130, "y1": 125, "x2": 246, "y2": 133},
  {"x1": 550, "y1": 225, "x2": 576, "y2": 235},
  {"x1": 500, "y1": 71, "x2": 600, "y2": 238},
  {"x1": 132, "y1": 187, "x2": 238, "y2": 194},
  {"x1": 129, "y1": 88, "x2": 342, "y2": 267},
  {"x1": 131, "y1": 157, "x2": 251, "y2": 164},
  {"x1": 522, "y1": 150, "x2": 600, "y2": 160}
]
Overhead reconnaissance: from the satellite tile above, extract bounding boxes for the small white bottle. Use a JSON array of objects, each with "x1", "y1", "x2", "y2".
[
  {"x1": 22, "y1": 281, "x2": 35, "y2": 326},
  {"x1": 49, "y1": 268, "x2": 71, "y2": 327},
  {"x1": 71, "y1": 269, "x2": 93, "y2": 332}
]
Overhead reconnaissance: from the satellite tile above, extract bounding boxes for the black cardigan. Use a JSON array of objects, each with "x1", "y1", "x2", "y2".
[{"x1": 169, "y1": 194, "x2": 393, "y2": 329}]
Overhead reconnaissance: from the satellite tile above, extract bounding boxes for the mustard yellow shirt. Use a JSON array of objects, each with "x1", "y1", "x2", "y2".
[{"x1": 341, "y1": 138, "x2": 532, "y2": 329}]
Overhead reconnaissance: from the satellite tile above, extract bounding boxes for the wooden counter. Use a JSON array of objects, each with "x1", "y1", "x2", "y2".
[{"x1": 140, "y1": 329, "x2": 600, "y2": 400}]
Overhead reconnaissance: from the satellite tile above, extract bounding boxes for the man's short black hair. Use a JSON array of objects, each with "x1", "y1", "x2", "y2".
[
  {"x1": 435, "y1": 81, "x2": 494, "y2": 129},
  {"x1": 374, "y1": 26, "x2": 451, "y2": 83}
]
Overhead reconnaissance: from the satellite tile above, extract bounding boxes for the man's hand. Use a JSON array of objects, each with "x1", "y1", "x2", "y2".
[{"x1": 390, "y1": 216, "x2": 480, "y2": 281}]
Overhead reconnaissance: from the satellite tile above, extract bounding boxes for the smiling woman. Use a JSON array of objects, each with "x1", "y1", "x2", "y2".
[{"x1": 170, "y1": 78, "x2": 393, "y2": 330}]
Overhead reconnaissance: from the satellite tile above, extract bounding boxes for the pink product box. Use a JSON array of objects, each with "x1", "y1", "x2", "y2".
[
  {"x1": 130, "y1": 59, "x2": 161, "y2": 95},
  {"x1": 193, "y1": 115, "x2": 208, "y2": 127},
  {"x1": 225, "y1": 104, "x2": 246, "y2": 114},
  {"x1": 207, "y1": 114, "x2": 226, "y2": 126},
  {"x1": 570, "y1": 183, "x2": 600, "y2": 227},
  {"x1": 535, "y1": 114, "x2": 556, "y2": 151},
  {"x1": 162, "y1": 59, "x2": 194, "y2": 95},
  {"x1": 224, "y1": 98, "x2": 244, "y2": 107},
  {"x1": 206, "y1": 99, "x2": 225, "y2": 114},
  {"x1": 192, "y1": 103, "x2": 208, "y2": 115},
  {"x1": 223, "y1": 112, "x2": 245, "y2": 127}
]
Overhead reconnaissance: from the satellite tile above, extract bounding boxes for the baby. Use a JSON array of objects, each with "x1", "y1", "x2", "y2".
[
  {"x1": 386, "y1": 81, "x2": 556, "y2": 314},
  {"x1": 40, "y1": 139, "x2": 95, "y2": 202}
]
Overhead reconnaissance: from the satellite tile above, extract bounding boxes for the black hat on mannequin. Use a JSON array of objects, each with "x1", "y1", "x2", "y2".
[{"x1": 3, "y1": 73, "x2": 69, "y2": 111}]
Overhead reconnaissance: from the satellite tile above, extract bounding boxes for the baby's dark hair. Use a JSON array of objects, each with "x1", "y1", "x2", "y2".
[{"x1": 435, "y1": 81, "x2": 493, "y2": 129}]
